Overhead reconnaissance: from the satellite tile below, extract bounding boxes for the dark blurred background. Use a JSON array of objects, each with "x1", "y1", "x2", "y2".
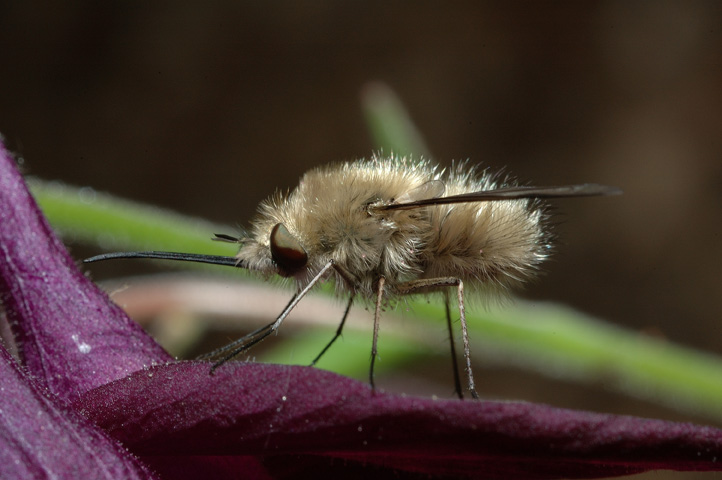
[{"x1": 1, "y1": 2, "x2": 721, "y2": 423}]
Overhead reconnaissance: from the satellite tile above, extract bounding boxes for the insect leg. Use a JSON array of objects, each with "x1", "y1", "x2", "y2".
[
  {"x1": 207, "y1": 321, "x2": 280, "y2": 374},
  {"x1": 369, "y1": 276, "x2": 386, "y2": 392},
  {"x1": 199, "y1": 260, "x2": 337, "y2": 373},
  {"x1": 395, "y1": 277, "x2": 479, "y2": 399},
  {"x1": 309, "y1": 295, "x2": 354, "y2": 367},
  {"x1": 455, "y1": 280, "x2": 479, "y2": 399},
  {"x1": 307, "y1": 261, "x2": 359, "y2": 366},
  {"x1": 197, "y1": 293, "x2": 298, "y2": 363},
  {"x1": 444, "y1": 290, "x2": 463, "y2": 399}
]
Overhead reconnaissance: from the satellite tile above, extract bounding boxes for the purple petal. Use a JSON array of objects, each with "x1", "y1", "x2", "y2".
[
  {"x1": 0, "y1": 344, "x2": 159, "y2": 480},
  {"x1": 141, "y1": 456, "x2": 272, "y2": 480},
  {"x1": 75, "y1": 362, "x2": 722, "y2": 479},
  {"x1": 0, "y1": 139, "x2": 171, "y2": 401}
]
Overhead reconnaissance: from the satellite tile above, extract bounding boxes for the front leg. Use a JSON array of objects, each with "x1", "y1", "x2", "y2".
[{"x1": 394, "y1": 277, "x2": 479, "y2": 399}]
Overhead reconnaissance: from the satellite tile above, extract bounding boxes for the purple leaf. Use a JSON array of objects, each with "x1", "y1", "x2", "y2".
[
  {"x1": 0, "y1": 344, "x2": 159, "y2": 479},
  {"x1": 0, "y1": 140, "x2": 171, "y2": 402},
  {"x1": 74, "y1": 361, "x2": 722, "y2": 479}
]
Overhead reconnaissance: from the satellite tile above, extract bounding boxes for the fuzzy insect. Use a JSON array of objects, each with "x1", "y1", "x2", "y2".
[{"x1": 85, "y1": 156, "x2": 620, "y2": 399}]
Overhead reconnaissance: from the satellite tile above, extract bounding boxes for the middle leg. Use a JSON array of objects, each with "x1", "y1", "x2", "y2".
[{"x1": 394, "y1": 277, "x2": 479, "y2": 399}]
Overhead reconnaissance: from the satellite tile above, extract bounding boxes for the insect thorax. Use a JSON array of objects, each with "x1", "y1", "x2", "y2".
[{"x1": 244, "y1": 157, "x2": 549, "y2": 299}]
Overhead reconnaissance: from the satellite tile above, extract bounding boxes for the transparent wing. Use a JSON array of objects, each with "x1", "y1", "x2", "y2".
[
  {"x1": 377, "y1": 184, "x2": 622, "y2": 211},
  {"x1": 393, "y1": 179, "x2": 445, "y2": 205}
]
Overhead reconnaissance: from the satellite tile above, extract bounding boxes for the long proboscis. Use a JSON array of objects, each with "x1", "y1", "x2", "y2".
[
  {"x1": 377, "y1": 183, "x2": 622, "y2": 211},
  {"x1": 84, "y1": 251, "x2": 243, "y2": 268}
]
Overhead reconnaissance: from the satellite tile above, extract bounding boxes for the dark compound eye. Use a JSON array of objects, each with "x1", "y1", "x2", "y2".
[{"x1": 270, "y1": 223, "x2": 308, "y2": 275}]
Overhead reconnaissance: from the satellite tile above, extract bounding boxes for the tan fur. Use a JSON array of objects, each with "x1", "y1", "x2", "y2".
[{"x1": 237, "y1": 154, "x2": 550, "y2": 301}]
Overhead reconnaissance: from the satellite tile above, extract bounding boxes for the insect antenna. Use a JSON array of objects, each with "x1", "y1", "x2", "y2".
[{"x1": 212, "y1": 233, "x2": 243, "y2": 243}]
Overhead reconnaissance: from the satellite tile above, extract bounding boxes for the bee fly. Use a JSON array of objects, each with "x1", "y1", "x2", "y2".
[{"x1": 85, "y1": 156, "x2": 621, "y2": 399}]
